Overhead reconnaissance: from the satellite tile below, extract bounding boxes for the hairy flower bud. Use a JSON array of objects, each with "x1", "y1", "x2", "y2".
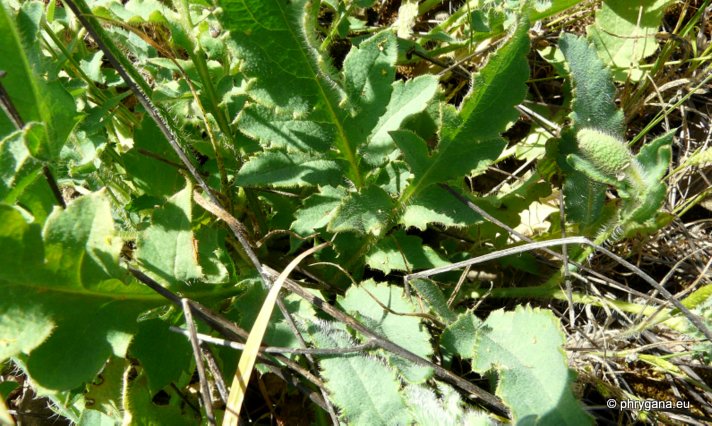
[{"x1": 576, "y1": 128, "x2": 632, "y2": 177}]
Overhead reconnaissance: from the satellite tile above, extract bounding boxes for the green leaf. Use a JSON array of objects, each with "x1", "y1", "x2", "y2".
[
  {"x1": 365, "y1": 230, "x2": 449, "y2": 275},
  {"x1": 440, "y1": 312, "x2": 482, "y2": 359},
  {"x1": 587, "y1": 0, "x2": 675, "y2": 82},
  {"x1": 0, "y1": 127, "x2": 41, "y2": 203},
  {"x1": 130, "y1": 319, "x2": 192, "y2": 394},
  {"x1": 339, "y1": 280, "x2": 433, "y2": 384},
  {"x1": 123, "y1": 373, "x2": 195, "y2": 425},
  {"x1": 0, "y1": 4, "x2": 79, "y2": 159},
  {"x1": 290, "y1": 186, "x2": 347, "y2": 236},
  {"x1": 471, "y1": 306, "x2": 592, "y2": 424},
  {"x1": 42, "y1": 192, "x2": 126, "y2": 287},
  {"x1": 78, "y1": 409, "x2": 119, "y2": 426},
  {"x1": 374, "y1": 161, "x2": 412, "y2": 196},
  {"x1": 552, "y1": 34, "x2": 622, "y2": 231},
  {"x1": 218, "y1": 0, "x2": 363, "y2": 185},
  {"x1": 558, "y1": 34, "x2": 624, "y2": 134},
  {"x1": 635, "y1": 130, "x2": 674, "y2": 186},
  {"x1": 397, "y1": 20, "x2": 530, "y2": 201},
  {"x1": 195, "y1": 227, "x2": 235, "y2": 284},
  {"x1": 0, "y1": 194, "x2": 159, "y2": 391},
  {"x1": 361, "y1": 75, "x2": 439, "y2": 165},
  {"x1": 327, "y1": 185, "x2": 393, "y2": 236},
  {"x1": 235, "y1": 150, "x2": 343, "y2": 188},
  {"x1": 410, "y1": 278, "x2": 457, "y2": 324},
  {"x1": 219, "y1": 1, "x2": 440, "y2": 190},
  {"x1": 84, "y1": 356, "x2": 126, "y2": 421},
  {"x1": 400, "y1": 185, "x2": 482, "y2": 231},
  {"x1": 238, "y1": 104, "x2": 335, "y2": 152},
  {"x1": 0, "y1": 4, "x2": 44, "y2": 130},
  {"x1": 122, "y1": 116, "x2": 184, "y2": 199},
  {"x1": 342, "y1": 31, "x2": 396, "y2": 132},
  {"x1": 306, "y1": 320, "x2": 411, "y2": 425},
  {"x1": 136, "y1": 182, "x2": 203, "y2": 288}
]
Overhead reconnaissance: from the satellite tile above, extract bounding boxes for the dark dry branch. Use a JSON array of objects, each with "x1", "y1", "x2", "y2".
[
  {"x1": 202, "y1": 346, "x2": 229, "y2": 404},
  {"x1": 181, "y1": 298, "x2": 216, "y2": 425}
]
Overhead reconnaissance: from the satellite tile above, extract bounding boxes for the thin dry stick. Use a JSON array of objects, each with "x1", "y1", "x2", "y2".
[
  {"x1": 170, "y1": 327, "x2": 378, "y2": 355},
  {"x1": 202, "y1": 346, "x2": 229, "y2": 404},
  {"x1": 447, "y1": 264, "x2": 471, "y2": 307},
  {"x1": 440, "y1": 184, "x2": 678, "y2": 304},
  {"x1": 181, "y1": 298, "x2": 216, "y2": 425},
  {"x1": 404, "y1": 236, "x2": 712, "y2": 342},
  {"x1": 560, "y1": 190, "x2": 575, "y2": 327}
]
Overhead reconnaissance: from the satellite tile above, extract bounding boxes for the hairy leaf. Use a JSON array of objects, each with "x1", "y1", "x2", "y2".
[
  {"x1": 136, "y1": 182, "x2": 202, "y2": 287},
  {"x1": 0, "y1": 194, "x2": 159, "y2": 390},
  {"x1": 235, "y1": 150, "x2": 343, "y2": 187},
  {"x1": 557, "y1": 35, "x2": 623, "y2": 230},
  {"x1": 471, "y1": 306, "x2": 592, "y2": 424},
  {"x1": 361, "y1": 75, "x2": 439, "y2": 165},
  {"x1": 219, "y1": 0, "x2": 364, "y2": 185},
  {"x1": 306, "y1": 320, "x2": 410, "y2": 425},
  {"x1": 405, "y1": 382, "x2": 494, "y2": 426},
  {"x1": 440, "y1": 312, "x2": 482, "y2": 359},
  {"x1": 365, "y1": 230, "x2": 449, "y2": 275},
  {"x1": 290, "y1": 186, "x2": 346, "y2": 235},
  {"x1": 339, "y1": 280, "x2": 433, "y2": 383},
  {"x1": 410, "y1": 278, "x2": 457, "y2": 324},
  {"x1": 400, "y1": 184, "x2": 482, "y2": 230},
  {"x1": 397, "y1": 20, "x2": 530, "y2": 202},
  {"x1": 559, "y1": 34, "x2": 624, "y2": 134},
  {"x1": 327, "y1": 185, "x2": 393, "y2": 236}
]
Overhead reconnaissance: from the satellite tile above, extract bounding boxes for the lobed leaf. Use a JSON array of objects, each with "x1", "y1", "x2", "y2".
[
  {"x1": 235, "y1": 150, "x2": 343, "y2": 188},
  {"x1": 290, "y1": 186, "x2": 346, "y2": 235},
  {"x1": 218, "y1": 0, "x2": 364, "y2": 185},
  {"x1": 361, "y1": 75, "x2": 439, "y2": 165},
  {"x1": 471, "y1": 306, "x2": 592, "y2": 424},
  {"x1": 440, "y1": 312, "x2": 482, "y2": 359},
  {"x1": 136, "y1": 182, "x2": 203, "y2": 288},
  {"x1": 397, "y1": 20, "x2": 530, "y2": 202},
  {"x1": 400, "y1": 184, "x2": 482, "y2": 230},
  {"x1": 339, "y1": 281, "x2": 434, "y2": 384},
  {"x1": 327, "y1": 185, "x2": 394, "y2": 236},
  {"x1": 0, "y1": 194, "x2": 159, "y2": 391},
  {"x1": 306, "y1": 320, "x2": 410, "y2": 425}
]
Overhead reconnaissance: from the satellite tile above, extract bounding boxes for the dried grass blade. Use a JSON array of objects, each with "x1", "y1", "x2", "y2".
[{"x1": 222, "y1": 242, "x2": 328, "y2": 426}]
